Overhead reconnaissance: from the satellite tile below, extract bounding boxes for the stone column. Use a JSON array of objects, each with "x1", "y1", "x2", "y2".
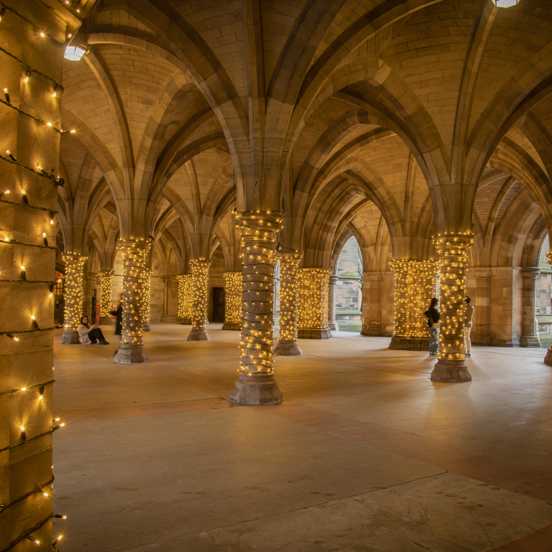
[
  {"x1": 176, "y1": 274, "x2": 192, "y2": 324},
  {"x1": 297, "y1": 268, "x2": 332, "y2": 339},
  {"x1": 99, "y1": 270, "x2": 114, "y2": 324},
  {"x1": 229, "y1": 211, "x2": 284, "y2": 405},
  {"x1": 431, "y1": 232, "x2": 474, "y2": 382},
  {"x1": 389, "y1": 260, "x2": 439, "y2": 350},
  {"x1": 114, "y1": 239, "x2": 151, "y2": 363},
  {"x1": 328, "y1": 274, "x2": 339, "y2": 331},
  {"x1": 60, "y1": 253, "x2": 87, "y2": 344},
  {"x1": 361, "y1": 272, "x2": 383, "y2": 336},
  {"x1": 187, "y1": 259, "x2": 210, "y2": 341},
  {"x1": 222, "y1": 271, "x2": 242, "y2": 330},
  {"x1": 520, "y1": 267, "x2": 541, "y2": 347},
  {"x1": 471, "y1": 268, "x2": 493, "y2": 345},
  {"x1": 142, "y1": 267, "x2": 152, "y2": 332},
  {"x1": 274, "y1": 252, "x2": 303, "y2": 355},
  {"x1": 0, "y1": 2, "x2": 89, "y2": 549}
]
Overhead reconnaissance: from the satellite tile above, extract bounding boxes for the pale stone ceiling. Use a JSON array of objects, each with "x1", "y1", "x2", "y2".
[{"x1": 56, "y1": 0, "x2": 552, "y2": 273}]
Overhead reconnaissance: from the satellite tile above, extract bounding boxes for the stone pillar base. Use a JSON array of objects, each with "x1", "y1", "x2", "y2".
[
  {"x1": 389, "y1": 336, "x2": 430, "y2": 351},
  {"x1": 114, "y1": 344, "x2": 149, "y2": 364},
  {"x1": 328, "y1": 321, "x2": 339, "y2": 331},
  {"x1": 60, "y1": 330, "x2": 80, "y2": 344},
  {"x1": 544, "y1": 348, "x2": 552, "y2": 366},
  {"x1": 274, "y1": 339, "x2": 302, "y2": 356},
  {"x1": 187, "y1": 328, "x2": 210, "y2": 341},
  {"x1": 99, "y1": 316, "x2": 112, "y2": 325},
  {"x1": 520, "y1": 335, "x2": 541, "y2": 347},
  {"x1": 222, "y1": 322, "x2": 241, "y2": 331},
  {"x1": 228, "y1": 373, "x2": 283, "y2": 405},
  {"x1": 431, "y1": 359, "x2": 472, "y2": 383},
  {"x1": 298, "y1": 328, "x2": 332, "y2": 339},
  {"x1": 143, "y1": 323, "x2": 151, "y2": 332}
]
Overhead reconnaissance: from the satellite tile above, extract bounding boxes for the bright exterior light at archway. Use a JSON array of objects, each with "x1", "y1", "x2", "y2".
[
  {"x1": 492, "y1": 0, "x2": 519, "y2": 7},
  {"x1": 64, "y1": 46, "x2": 86, "y2": 61}
]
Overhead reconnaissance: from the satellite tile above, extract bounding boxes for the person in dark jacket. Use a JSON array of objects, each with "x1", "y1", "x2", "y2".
[
  {"x1": 110, "y1": 294, "x2": 123, "y2": 336},
  {"x1": 424, "y1": 297, "x2": 440, "y2": 356}
]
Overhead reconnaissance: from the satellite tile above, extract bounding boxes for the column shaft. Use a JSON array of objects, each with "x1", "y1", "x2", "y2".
[
  {"x1": 142, "y1": 267, "x2": 152, "y2": 332},
  {"x1": 431, "y1": 232, "x2": 473, "y2": 382},
  {"x1": 229, "y1": 211, "x2": 284, "y2": 405},
  {"x1": 222, "y1": 271, "x2": 242, "y2": 330},
  {"x1": 274, "y1": 252, "x2": 303, "y2": 355},
  {"x1": 187, "y1": 259, "x2": 210, "y2": 341},
  {"x1": 99, "y1": 270, "x2": 114, "y2": 325},
  {"x1": 60, "y1": 254, "x2": 87, "y2": 344},
  {"x1": 114, "y1": 239, "x2": 151, "y2": 363},
  {"x1": 176, "y1": 274, "x2": 193, "y2": 324},
  {"x1": 389, "y1": 260, "x2": 439, "y2": 350},
  {"x1": 328, "y1": 274, "x2": 339, "y2": 331},
  {"x1": 521, "y1": 267, "x2": 541, "y2": 347},
  {"x1": 297, "y1": 268, "x2": 332, "y2": 339},
  {"x1": 0, "y1": 2, "x2": 84, "y2": 548}
]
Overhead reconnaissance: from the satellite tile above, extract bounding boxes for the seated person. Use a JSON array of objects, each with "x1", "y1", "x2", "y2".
[{"x1": 78, "y1": 316, "x2": 109, "y2": 345}]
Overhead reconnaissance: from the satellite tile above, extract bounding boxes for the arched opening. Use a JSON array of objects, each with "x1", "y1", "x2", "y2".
[
  {"x1": 537, "y1": 235, "x2": 552, "y2": 347},
  {"x1": 334, "y1": 235, "x2": 363, "y2": 333}
]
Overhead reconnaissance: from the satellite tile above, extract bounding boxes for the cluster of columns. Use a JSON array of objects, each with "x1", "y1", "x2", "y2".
[{"x1": 57, "y1": 216, "x2": 549, "y2": 399}]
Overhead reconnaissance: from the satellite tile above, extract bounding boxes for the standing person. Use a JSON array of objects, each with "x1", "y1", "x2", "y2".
[
  {"x1": 424, "y1": 297, "x2": 440, "y2": 356},
  {"x1": 464, "y1": 296, "x2": 475, "y2": 358},
  {"x1": 78, "y1": 316, "x2": 109, "y2": 345},
  {"x1": 110, "y1": 295, "x2": 123, "y2": 351}
]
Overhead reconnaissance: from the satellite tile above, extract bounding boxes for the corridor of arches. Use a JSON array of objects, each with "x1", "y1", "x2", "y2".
[{"x1": 2, "y1": 0, "x2": 552, "y2": 550}]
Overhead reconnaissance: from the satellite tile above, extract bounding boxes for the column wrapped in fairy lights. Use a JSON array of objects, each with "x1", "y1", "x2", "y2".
[
  {"x1": 187, "y1": 259, "x2": 211, "y2": 340},
  {"x1": 389, "y1": 260, "x2": 440, "y2": 350},
  {"x1": 297, "y1": 268, "x2": 332, "y2": 339},
  {"x1": 59, "y1": 253, "x2": 87, "y2": 344},
  {"x1": 176, "y1": 274, "x2": 192, "y2": 324},
  {"x1": 222, "y1": 271, "x2": 242, "y2": 330},
  {"x1": 99, "y1": 269, "x2": 114, "y2": 324},
  {"x1": 229, "y1": 211, "x2": 284, "y2": 405},
  {"x1": 431, "y1": 232, "x2": 473, "y2": 382},
  {"x1": 141, "y1": 267, "x2": 152, "y2": 332},
  {"x1": 389, "y1": 261, "x2": 409, "y2": 340},
  {"x1": 274, "y1": 252, "x2": 303, "y2": 355},
  {"x1": 114, "y1": 238, "x2": 151, "y2": 364}
]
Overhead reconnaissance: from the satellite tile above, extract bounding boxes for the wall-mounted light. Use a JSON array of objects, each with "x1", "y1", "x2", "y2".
[
  {"x1": 491, "y1": 0, "x2": 519, "y2": 6},
  {"x1": 64, "y1": 45, "x2": 87, "y2": 61}
]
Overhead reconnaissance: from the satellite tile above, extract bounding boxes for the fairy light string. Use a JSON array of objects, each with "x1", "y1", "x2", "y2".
[
  {"x1": 99, "y1": 270, "x2": 113, "y2": 318},
  {"x1": 235, "y1": 210, "x2": 283, "y2": 376},
  {"x1": 433, "y1": 232, "x2": 474, "y2": 361},
  {"x1": 141, "y1": 267, "x2": 152, "y2": 330},
  {"x1": 274, "y1": 251, "x2": 302, "y2": 344},
  {"x1": 61, "y1": 253, "x2": 86, "y2": 333},
  {"x1": 188, "y1": 259, "x2": 210, "y2": 338},
  {"x1": 389, "y1": 260, "x2": 440, "y2": 340},
  {"x1": 297, "y1": 268, "x2": 331, "y2": 334},
  {"x1": 223, "y1": 271, "x2": 242, "y2": 329},
  {"x1": 117, "y1": 238, "x2": 151, "y2": 348},
  {"x1": 176, "y1": 274, "x2": 193, "y2": 323}
]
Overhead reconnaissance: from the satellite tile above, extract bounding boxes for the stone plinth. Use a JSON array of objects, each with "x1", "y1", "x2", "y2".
[
  {"x1": 274, "y1": 339, "x2": 303, "y2": 355},
  {"x1": 114, "y1": 343, "x2": 149, "y2": 364},
  {"x1": 389, "y1": 336, "x2": 430, "y2": 351},
  {"x1": 228, "y1": 373, "x2": 283, "y2": 405},
  {"x1": 430, "y1": 359, "x2": 472, "y2": 383},
  {"x1": 60, "y1": 330, "x2": 80, "y2": 344}
]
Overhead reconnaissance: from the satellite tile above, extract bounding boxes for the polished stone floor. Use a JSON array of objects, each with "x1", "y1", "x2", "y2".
[{"x1": 52, "y1": 325, "x2": 552, "y2": 551}]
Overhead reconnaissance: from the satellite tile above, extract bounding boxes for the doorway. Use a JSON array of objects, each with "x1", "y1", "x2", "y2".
[{"x1": 211, "y1": 287, "x2": 225, "y2": 322}]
